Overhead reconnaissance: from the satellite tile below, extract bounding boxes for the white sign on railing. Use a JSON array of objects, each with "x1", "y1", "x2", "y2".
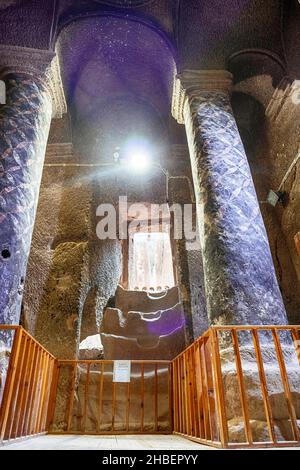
[{"x1": 113, "y1": 360, "x2": 131, "y2": 383}]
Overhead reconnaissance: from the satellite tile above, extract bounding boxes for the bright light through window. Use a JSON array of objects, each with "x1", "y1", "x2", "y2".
[{"x1": 128, "y1": 231, "x2": 175, "y2": 292}]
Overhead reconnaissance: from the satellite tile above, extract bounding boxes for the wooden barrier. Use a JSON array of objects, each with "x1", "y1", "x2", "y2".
[
  {"x1": 1, "y1": 324, "x2": 300, "y2": 448},
  {"x1": 172, "y1": 325, "x2": 300, "y2": 448},
  {"x1": 49, "y1": 360, "x2": 172, "y2": 435},
  {"x1": 0, "y1": 326, "x2": 56, "y2": 444}
]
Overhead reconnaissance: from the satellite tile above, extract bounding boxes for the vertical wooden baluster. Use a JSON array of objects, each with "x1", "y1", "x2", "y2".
[
  {"x1": 66, "y1": 363, "x2": 77, "y2": 432},
  {"x1": 30, "y1": 348, "x2": 45, "y2": 436},
  {"x1": 190, "y1": 344, "x2": 200, "y2": 437},
  {"x1": 33, "y1": 351, "x2": 47, "y2": 435},
  {"x1": 252, "y1": 330, "x2": 276, "y2": 443},
  {"x1": 24, "y1": 344, "x2": 41, "y2": 437},
  {"x1": 126, "y1": 378, "x2": 131, "y2": 432},
  {"x1": 210, "y1": 329, "x2": 229, "y2": 447},
  {"x1": 204, "y1": 337, "x2": 218, "y2": 441},
  {"x1": 111, "y1": 380, "x2": 116, "y2": 432},
  {"x1": 7, "y1": 332, "x2": 27, "y2": 440},
  {"x1": 231, "y1": 330, "x2": 253, "y2": 445},
  {"x1": 178, "y1": 357, "x2": 183, "y2": 434},
  {"x1": 291, "y1": 328, "x2": 300, "y2": 366},
  {"x1": 98, "y1": 363, "x2": 104, "y2": 433},
  {"x1": 199, "y1": 340, "x2": 210, "y2": 440},
  {"x1": 154, "y1": 364, "x2": 158, "y2": 432},
  {"x1": 181, "y1": 355, "x2": 187, "y2": 435},
  {"x1": 272, "y1": 329, "x2": 300, "y2": 441},
  {"x1": 11, "y1": 335, "x2": 31, "y2": 439},
  {"x1": 36, "y1": 353, "x2": 51, "y2": 434},
  {"x1": 168, "y1": 363, "x2": 173, "y2": 432},
  {"x1": 83, "y1": 363, "x2": 90, "y2": 433},
  {"x1": 176, "y1": 359, "x2": 182, "y2": 434},
  {"x1": 20, "y1": 342, "x2": 38, "y2": 436},
  {"x1": 194, "y1": 342, "x2": 204, "y2": 439},
  {"x1": 46, "y1": 360, "x2": 60, "y2": 432},
  {"x1": 172, "y1": 361, "x2": 177, "y2": 432},
  {"x1": 140, "y1": 363, "x2": 144, "y2": 432},
  {"x1": 42, "y1": 358, "x2": 55, "y2": 432},
  {"x1": 15, "y1": 338, "x2": 34, "y2": 437},
  {"x1": 183, "y1": 353, "x2": 191, "y2": 435},
  {"x1": 0, "y1": 328, "x2": 23, "y2": 442},
  {"x1": 174, "y1": 359, "x2": 178, "y2": 433},
  {"x1": 187, "y1": 349, "x2": 196, "y2": 436}
]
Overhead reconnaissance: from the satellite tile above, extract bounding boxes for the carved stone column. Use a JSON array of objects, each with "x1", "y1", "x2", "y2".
[
  {"x1": 172, "y1": 70, "x2": 287, "y2": 326},
  {"x1": 0, "y1": 46, "x2": 66, "y2": 329}
]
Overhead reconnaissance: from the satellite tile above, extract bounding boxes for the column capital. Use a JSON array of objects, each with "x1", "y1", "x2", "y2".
[
  {"x1": 0, "y1": 45, "x2": 67, "y2": 118},
  {"x1": 172, "y1": 69, "x2": 233, "y2": 124}
]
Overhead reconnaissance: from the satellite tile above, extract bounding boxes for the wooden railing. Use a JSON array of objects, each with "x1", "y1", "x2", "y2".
[
  {"x1": 0, "y1": 326, "x2": 56, "y2": 444},
  {"x1": 49, "y1": 360, "x2": 172, "y2": 435},
  {"x1": 1, "y1": 324, "x2": 300, "y2": 448},
  {"x1": 172, "y1": 325, "x2": 300, "y2": 448}
]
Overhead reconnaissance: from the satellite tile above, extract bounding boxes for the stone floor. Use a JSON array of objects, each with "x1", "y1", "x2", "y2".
[{"x1": 0, "y1": 434, "x2": 212, "y2": 450}]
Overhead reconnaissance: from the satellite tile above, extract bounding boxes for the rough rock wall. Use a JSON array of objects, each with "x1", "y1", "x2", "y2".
[{"x1": 22, "y1": 145, "x2": 122, "y2": 359}]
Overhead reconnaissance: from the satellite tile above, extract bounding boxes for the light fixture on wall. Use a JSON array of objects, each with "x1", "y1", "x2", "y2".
[{"x1": 267, "y1": 190, "x2": 286, "y2": 207}]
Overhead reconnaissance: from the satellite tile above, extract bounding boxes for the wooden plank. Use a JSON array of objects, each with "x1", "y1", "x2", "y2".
[
  {"x1": 28, "y1": 347, "x2": 44, "y2": 436},
  {"x1": 14, "y1": 337, "x2": 34, "y2": 438},
  {"x1": 23, "y1": 344, "x2": 40, "y2": 436},
  {"x1": 180, "y1": 357, "x2": 185, "y2": 434},
  {"x1": 97, "y1": 363, "x2": 105, "y2": 433},
  {"x1": 194, "y1": 341, "x2": 205, "y2": 439},
  {"x1": 46, "y1": 360, "x2": 60, "y2": 432},
  {"x1": 111, "y1": 381, "x2": 116, "y2": 432},
  {"x1": 83, "y1": 363, "x2": 90, "y2": 433},
  {"x1": 199, "y1": 340, "x2": 210, "y2": 440},
  {"x1": 176, "y1": 359, "x2": 182, "y2": 433},
  {"x1": 140, "y1": 363, "x2": 144, "y2": 432},
  {"x1": 272, "y1": 329, "x2": 300, "y2": 441},
  {"x1": 204, "y1": 337, "x2": 218, "y2": 441},
  {"x1": 66, "y1": 363, "x2": 77, "y2": 432},
  {"x1": 251, "y1": 330, "x2": 276, "y2": 443},
  {"x1": 20, "y1": 341, "x2": 38, "y2": 436},
  {"x1": 210, "y1": 329, "x2": 229, "y2": 447},
  {"x1": 36, "y1": 353, "x2": 51, "y2": 434},
  {"x1": 183, "y1": 353, "x2": 191, "y2": 435},
  {"x1": 126, "y1": 380, "x2": 130, "y2": 432},
  {"x1": 154, "y1": 364, "x2": 158, "y2": 432},
  {"x1": 168, "y1": 363, "x2": 173, "y2": 432},
  {"x1": 33, "y1": 351, "x2": 47, "y2": 435},
  {"x1": 6, "y1": 332, "x2": 27, "y2": 440},
  {"x1": 187, "y1": 349, "x2": 196, "y2": 436},
  {"x1": 41, "y1": 358, "x2": 55, "y2": 432},
  {"x1": 231, "y1": 330, "x2": 253, "y2": 445},
  {"x1": 190, "y1": 344, "x2": 200, "y2": 437}
]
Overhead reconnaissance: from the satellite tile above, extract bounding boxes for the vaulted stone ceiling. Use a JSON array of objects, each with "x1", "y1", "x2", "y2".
[
  {"x1": 57, "y1": 15, "x2": 176, "y2": 159},
  {"x1": 0, "y1": 0, "x2": 299, "y2": 158}
]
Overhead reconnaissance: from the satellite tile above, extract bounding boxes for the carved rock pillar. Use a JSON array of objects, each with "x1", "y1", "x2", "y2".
[
  {"x1": 0, "y1": 46, "x2": 66, "y2": 329},
  {"x1": 172, "y1": 70, "x2": 287, "y2": 326}
]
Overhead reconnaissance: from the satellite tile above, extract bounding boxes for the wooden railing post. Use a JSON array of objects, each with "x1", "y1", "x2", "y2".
[{"x1": 210, "y1": 328, "x2": 229, "y2": 447}]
